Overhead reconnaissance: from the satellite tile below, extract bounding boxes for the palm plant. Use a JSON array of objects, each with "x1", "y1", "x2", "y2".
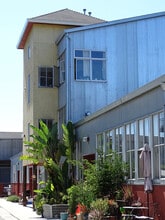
[
  {"x1": 62, "y1": 121, "x2": 76, "y2": 186},
  {"x1": 21, "y1": 120, "x2": 66, "y2": 203}
]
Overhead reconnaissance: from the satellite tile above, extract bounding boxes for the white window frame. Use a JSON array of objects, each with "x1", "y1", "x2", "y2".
[
  {"x1": 38, "y1": 67, "x2": 54, "y2": 88},
  {"x1": 74, "y1": 50, "x2": 106, "y2": 81}
]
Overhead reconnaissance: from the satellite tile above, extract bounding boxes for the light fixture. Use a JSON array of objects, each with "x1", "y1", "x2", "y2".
[
  {"x1": 82, "y1": 136, "x2": 90, "y2": 142},
  {"x1": 85, "y1": 111, "x2": 91, "y2": 116}
]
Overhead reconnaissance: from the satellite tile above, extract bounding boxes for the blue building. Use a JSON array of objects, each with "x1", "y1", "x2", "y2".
[{"x1": 57, "y1": 12, "x2": 165, "y2": 218}]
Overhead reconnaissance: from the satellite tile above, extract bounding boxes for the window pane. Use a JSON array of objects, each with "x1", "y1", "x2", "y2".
[
  {"x1": 153, "y1": 114, "x2": 159, "y2": 145},
  {"x1": 105, "y1": 130, "x2": 113, "y2": 154},
  {"x1": 126, "y1": 151, "x2": 135, "y2": 179},
  {"x1": 159, "y1": 112, "x2": 164, "y2": 144},
  {"x1": 153, "y1": 114, "x2": 159, "y2": 178},
  {"x1": 144, "y1": 118, "x2": 149, "y2": 143},
  {"x1": 92, "y1": 60, "x2": 106, "y2": 80},
  {"x1": 159, "y1": 112, "x2": 165, "y2": 178},
  {"x1": 115, "y1": 127, "x2": 122, "y2": 153},
  {"x1": 160, "y1": 146, "x2": 165, "y2": 178},
  {"x1": 91, "y1": 51, "x2": 105, "y2": 58},
  {"x1": 75, "y1": 50, "x2": 89, "y2": 57},
  {"x1": 130, "y1": 122, "x2": 135, "y2": 150},
  {"x1": 138, "y1": 119, "x2": 143, "y2": 148},
  {"x1": 27, "y1": 74, "x2": 30, "y2": 104},
  {"x1": 47, "y1": 77, "x2": 53, "y2": 87},
  {"x1": 40, "y1": 77, "x2": 46, "y2": 86},
  {"x1": 126, "y1": 124, "x2": 130, "y2": 151},
  {"x1": 40, "y1": 68, "x2": 46, "y2": 76},
  {"x1": 76, "y1": 60, "x2": 90, "y2": 80}
]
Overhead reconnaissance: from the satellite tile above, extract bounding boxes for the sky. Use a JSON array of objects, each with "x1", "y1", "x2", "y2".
[{"x1": 1, "y1": 0, "x2": 165, "y2": 132}]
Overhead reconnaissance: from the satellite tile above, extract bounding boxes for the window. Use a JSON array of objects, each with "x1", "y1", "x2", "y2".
[
  {"x1": 27, "y1": 74, "x2": 30, "y2": 104},
  {"x1": 138, "y1": 117, "x2": 150, "y2": 178},
  {"x1": 59, "y1": 53, "x2": 65, "y2": 84},
  {"x1": 28, "y1": 46, "x2": 31, "y2": 59},
  {"x1": 153, "y1": 112, "x2": 165, "y2": 179},
  {"x1": 96, "y1": 133, "x2": 104, "y2": 158},
  {"x1": 105, "y1": 130, "x2": 113, "y2": 154},
  {"x1": 126, "y1": 123, "x2": 135, "y2": 179},
  {"x1": 115, "y1": 127, "x2": 123, "y2": 156},
  {"x1": 95, "y1": 112, "x2": 165, "y2": 182},
  {"x1": 74, "y1": 50, "x2": 106, "y2": 81},
  {"x1": 38, "y1": 67, "x2": 54, "y2": 87},
  {"x1": 28, "y1": 123, "x2": 31, "y2": 141},
  {"x1": 39, "y1": 119, "x2": 54, "y2": 130}
]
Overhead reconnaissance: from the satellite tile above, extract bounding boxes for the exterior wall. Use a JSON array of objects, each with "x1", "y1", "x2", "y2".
[
  {"x1": 58, "y1": 13, "x2": 165, "y2": 124},
  {"x1": 74, "y1": 76, "x2": 165, "y2": 219},
  {"x1": 132, "y1": 185, "x2": 163, "y2": 219},
  {"x1": 23, "y1": 24, "x2": 72, "y2": 165},
  {"x1": 0, "y1": 133, "x2": 22, "y2": 196},
  {"x1": 10, "y1": 152, "x2": 23, "y2": 196},
  {"x1": 75, "y1": 76, "x2": 165, "y2": 153}
]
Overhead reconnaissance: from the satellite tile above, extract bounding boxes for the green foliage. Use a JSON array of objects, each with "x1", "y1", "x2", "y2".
[
  {"x1": 66, "y1": 151, "x2": 127, "y2": 215},
  {"x1": 62, "y1": 121, "x2": 75, "y2": 160},
  {"x1": 34, "y1": 181, "x2": 57, "y2": 204},
  {"x1": 62, "y1": 121, "x2": 76, "y2": 186},
  {"x1": 21, "y1": 121, "x2": 66, "y2": 203},
  {"x1": 33, "y1": 189, "x2": 46, "y2": 215},
  {"x1": 90, "y1": 198, "x2": 109, "y2": 220},
  {"x1": 7, "y1": 195, "x2": 19, "y2": 202},
  {"x1": 96, "y1": 151, "x2": 127, "y2": 199},
  {"x1": 66, "y1": 180, "x2": 96, "y2": 214}
]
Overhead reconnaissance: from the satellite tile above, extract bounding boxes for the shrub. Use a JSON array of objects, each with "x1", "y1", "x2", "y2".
[{"x1": 7, "y1": 195, "x2": 19, "y2": 202}]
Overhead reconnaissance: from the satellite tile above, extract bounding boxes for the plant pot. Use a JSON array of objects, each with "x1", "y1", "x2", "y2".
[
  {"x1": 109, "y1": 217, "x2": 117, "y2": 220},
  {"x1": 43, "y1": 204, "x2": 68, "y2": 219},
  {"x1": 60, "y1": 212, "x2": 68, "y2": 220}
]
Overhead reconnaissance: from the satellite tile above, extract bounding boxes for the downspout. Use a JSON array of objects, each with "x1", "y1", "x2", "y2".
[{"x1": 66, "y1": 33, "x2": 71, "y2": 122}]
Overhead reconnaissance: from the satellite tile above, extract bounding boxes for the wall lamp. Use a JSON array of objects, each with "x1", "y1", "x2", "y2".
[{"x1": 83, "y1": 136, "x2": 90, "y2": 142}]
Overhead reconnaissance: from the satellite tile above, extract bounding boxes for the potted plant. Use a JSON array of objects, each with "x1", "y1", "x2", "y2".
[
  {"x1": 89, "y1": 198, "x2": 109, "y2": 220},
  {"x1": 21, "y1": 121, "x2": 69, "y2": 218},
  {"x1": 107, "y1": 200, "x2": 118, "y2": 219}
]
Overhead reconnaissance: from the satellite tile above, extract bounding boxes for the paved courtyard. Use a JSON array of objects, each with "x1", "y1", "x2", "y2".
[{"x1": 0, "y1": 198, "x2": 46, "y2": 220}]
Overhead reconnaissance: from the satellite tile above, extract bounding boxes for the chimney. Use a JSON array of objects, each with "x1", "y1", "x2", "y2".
[
  {"x1": 88, "y1": 12, "x2": 92, "y2": 16},
  {"x1": 83, "y1": 9, "x2": 86, "y2": 15}
]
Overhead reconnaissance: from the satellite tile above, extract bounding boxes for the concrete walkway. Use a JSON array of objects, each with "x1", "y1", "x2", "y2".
[{"x1": 0, "y1": 198, "x2": 47, "y2": 220}]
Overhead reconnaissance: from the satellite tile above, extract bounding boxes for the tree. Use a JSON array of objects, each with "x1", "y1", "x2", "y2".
[{"x1": 21, "y1": 120, "x2": 65, "y2": 203}]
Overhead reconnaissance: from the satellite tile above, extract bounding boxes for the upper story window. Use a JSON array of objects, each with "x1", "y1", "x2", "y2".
[
  {"x1": 28, "y1": 46, "x2": 31, "y2": 59},
  {"x1": 60, "y1": 53, "x2": 65, "y2": 84},
  {"x1": 27, "y1": 74, "x2": 30, "y2": 104},
  {"x1": 39, "y1": 119, "x2": 54, "y2": 130},
  {"x1": 38, "y1": 67, "x2": 54, "y2": 88},
  {"x1": 74, "y1": 50, "x2": 106, "y2": 81}
]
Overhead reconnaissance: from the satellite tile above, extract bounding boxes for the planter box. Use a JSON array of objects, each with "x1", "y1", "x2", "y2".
[{"x1": 43, "y1": 204, "x2": 68, "y2": 219}]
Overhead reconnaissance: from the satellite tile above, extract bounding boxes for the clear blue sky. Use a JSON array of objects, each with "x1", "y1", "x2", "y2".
[{"x1": 1, "y1": 0, "x2": 165, "y2": 132}]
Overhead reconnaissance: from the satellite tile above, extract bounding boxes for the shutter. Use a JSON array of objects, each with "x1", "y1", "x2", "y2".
[{"x1": 54, "y1": 66, "x2": 60, "y2": 87}]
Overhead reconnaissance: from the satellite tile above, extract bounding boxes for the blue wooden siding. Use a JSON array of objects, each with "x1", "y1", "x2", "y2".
[{"x1": 58, "y1": 13, "x2": 165, "y2": 123}]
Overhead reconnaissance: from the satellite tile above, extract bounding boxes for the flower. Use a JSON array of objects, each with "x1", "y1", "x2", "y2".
[{"x1": 107, "y1": 200, "x2": 118, "y2": 216}]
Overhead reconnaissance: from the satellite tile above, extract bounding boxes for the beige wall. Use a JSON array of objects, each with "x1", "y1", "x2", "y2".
[{"x1": 22, "y1": 24, "x2": 69, "y2": 165}]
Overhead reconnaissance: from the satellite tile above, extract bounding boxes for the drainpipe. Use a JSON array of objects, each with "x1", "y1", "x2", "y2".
[{"x1": 66, "y1": 33, "x2": 71, "y2": 122}]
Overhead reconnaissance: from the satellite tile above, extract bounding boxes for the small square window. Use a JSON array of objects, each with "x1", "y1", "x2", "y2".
[
  {"x1": 74, "y1": 50, "x2": 106, "y2": 81},
  {"x1": 38, "y1": 67, "x2": 54, "y2": 87}
]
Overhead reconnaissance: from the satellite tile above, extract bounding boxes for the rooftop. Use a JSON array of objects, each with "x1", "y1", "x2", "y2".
[{"x1": 17, "y1": 8, "x2": 105, "y2": 49}]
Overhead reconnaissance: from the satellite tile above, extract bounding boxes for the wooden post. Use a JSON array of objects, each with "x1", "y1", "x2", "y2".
[
  {"x1": 23, "y1": 166, "x2": 27, "y2": 206},
  {"x1": 32, "y1": 164, "x2": 37, "y2": 211}
]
